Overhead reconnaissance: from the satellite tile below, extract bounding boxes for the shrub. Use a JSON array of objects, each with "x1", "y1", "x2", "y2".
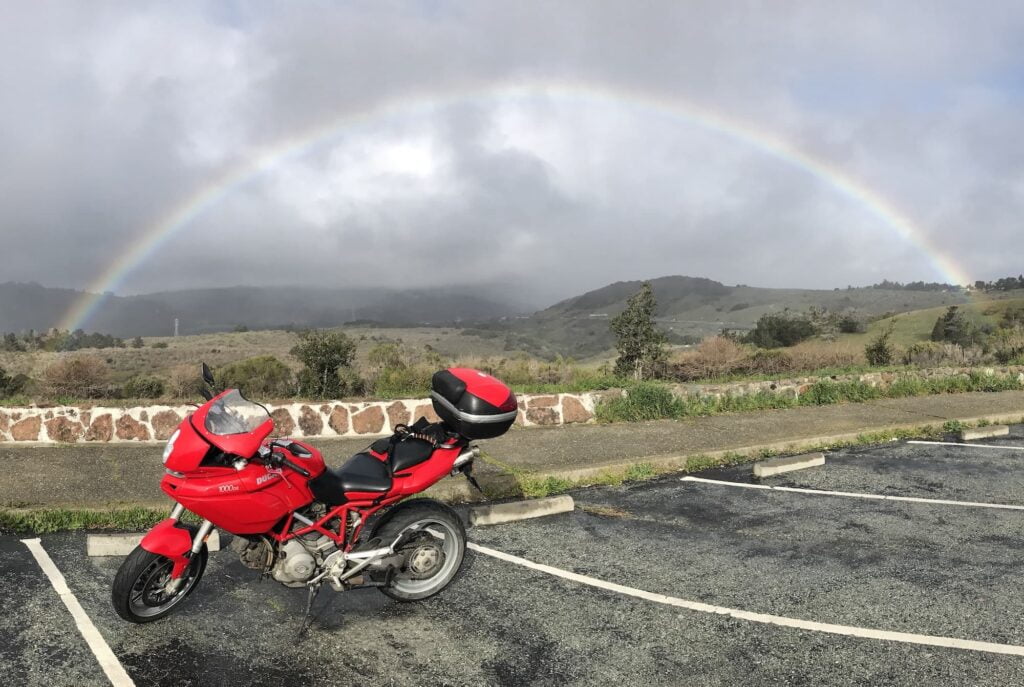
[
  {"x1": 0, "y1": 366, "x2": 28, "y2": 398},
  {"x1": 217, "y1": 356, "x2": 295, "y2": 397},
  {"x1": 167, "y1": 365, "x2": 207, "y2": 400},
  {"x1": 865, "y1": 327, "x2": 896, "y2": 366},
  {"x1": 150, "y1": 342, "x2": 169, "y2": 349},
  {"x1": 123, "y1": 375, "x2": 166, "y2": 399},
  {"x1": 291, "y1": 329, "x2": 357, "y2": 398},
  {"x1": 838, "y1": 314, "x2": 867, "y2": 334},
  {"x1": 42, "y1": 356, "x2": 110, "y2": 398},
  {"x1": 747, "y1": 312, "x2": 817, "y2": 348},
  {"x1": 738, "y1": 349, "x2": 794, "y2": 376},
  {"x1": 130, "y1": 336, "x2": 144, "y2": 349}
]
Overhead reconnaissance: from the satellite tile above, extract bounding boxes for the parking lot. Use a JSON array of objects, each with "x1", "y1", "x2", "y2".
[{"x1": 5, "y1": 426, "x2": 1024, "y2": 686}]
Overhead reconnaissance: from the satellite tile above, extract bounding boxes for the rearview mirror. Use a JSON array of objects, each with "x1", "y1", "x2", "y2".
[{"x1": 201, "y1": 362, "x2": 215, "y2": 386}]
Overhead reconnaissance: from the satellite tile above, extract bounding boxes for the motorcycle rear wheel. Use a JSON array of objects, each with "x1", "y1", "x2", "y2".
[
  {"x1": 372, "y1": 500, "x2": 466, "y2": 601},
  {"x1": 111, "y1": 545, "x2": 207, "y2": 623}
]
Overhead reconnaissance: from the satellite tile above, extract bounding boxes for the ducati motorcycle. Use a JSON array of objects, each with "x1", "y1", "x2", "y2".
[{"x1": 111, "y1": 365, "x2": 517, "y2": 623}]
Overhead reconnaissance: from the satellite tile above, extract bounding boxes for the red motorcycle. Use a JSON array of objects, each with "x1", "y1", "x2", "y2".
[{"x1": 111, "y1": 365, "x2": 517, "y2": 623}]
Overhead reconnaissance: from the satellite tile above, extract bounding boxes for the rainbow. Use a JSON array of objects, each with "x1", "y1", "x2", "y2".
[{"x1": 59, "y1": 79, "x2": 972, "y2": 332}]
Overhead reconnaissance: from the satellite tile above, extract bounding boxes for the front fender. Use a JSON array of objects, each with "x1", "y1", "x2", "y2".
[{"x1": 141, "y1": 519, "x2": 196, "y2": 578}]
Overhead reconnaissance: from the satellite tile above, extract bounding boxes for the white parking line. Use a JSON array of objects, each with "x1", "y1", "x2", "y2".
[
  {"x1": 679, "y1": 475, "x2": 1024, "y2": 511},
  {"x1": 21, "y1": 538, "x2": 135, "y2": 687},
  {"x1": 468, "y1": 542, "x2": 1024, "y2": 656},
  {"x1": 908, "y1": 440, "x2": 1024, "y2": 451}
]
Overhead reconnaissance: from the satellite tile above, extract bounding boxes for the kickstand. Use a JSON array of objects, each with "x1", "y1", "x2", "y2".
[
  {"x1": 298, "y1": 581, "x2": 322, "y2": 637},
  {"x1": 465, "y1": 472, "x2": 484, "y2": 494}
]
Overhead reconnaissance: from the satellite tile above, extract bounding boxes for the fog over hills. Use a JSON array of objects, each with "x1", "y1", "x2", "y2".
[
  {"x1": 0, "y1": 282, "x2": 528, "y2": 337},
  {"x1": 0, "y1": 276, "x2": 973, "y2": 360}
]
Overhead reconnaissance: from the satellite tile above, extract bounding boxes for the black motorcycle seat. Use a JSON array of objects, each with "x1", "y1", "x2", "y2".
[
  {"x1": 308, "y1": 453, "x2": 391, "y2": 505},
  {"x1": 389, "y1": 438, "x2": 434, "y2": 473}
]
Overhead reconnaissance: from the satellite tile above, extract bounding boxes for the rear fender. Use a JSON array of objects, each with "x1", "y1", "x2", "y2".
[{"x1": 141, "y1": 519, "x2": 197, "y2": 578}]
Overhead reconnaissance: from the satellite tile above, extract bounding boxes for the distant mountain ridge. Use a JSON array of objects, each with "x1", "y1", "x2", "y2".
[
  {"x1": 0, "y1": 282, "x2": 526, "y2": 336},
  {"x1": 496, "y1": 275, "x2": 972, "y2": 359}
]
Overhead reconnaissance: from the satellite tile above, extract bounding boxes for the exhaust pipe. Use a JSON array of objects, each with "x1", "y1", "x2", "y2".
[{"x1": 451, "y1": 445, "x2": 481, "y2": 473}]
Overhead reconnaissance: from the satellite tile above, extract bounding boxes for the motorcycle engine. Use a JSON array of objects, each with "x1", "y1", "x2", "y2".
[
  {"x1": 270, "y1": 528, "x2": 338, "y2": 587},
  {"x1": 271, "y1": 539, "x2": 318, "y2": 587}
]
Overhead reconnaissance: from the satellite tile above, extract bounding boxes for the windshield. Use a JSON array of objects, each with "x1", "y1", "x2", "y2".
[{"x1": 204, "y1": 390, "x2": 270, "y2": 436}]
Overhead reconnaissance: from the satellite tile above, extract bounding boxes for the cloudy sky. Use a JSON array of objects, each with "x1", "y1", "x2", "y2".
[{"x1": 1, "y1": 1, "x2": 1022, "y2": 306}]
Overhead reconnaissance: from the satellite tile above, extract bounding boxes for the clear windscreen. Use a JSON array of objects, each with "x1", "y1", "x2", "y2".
[{"x1": 204, "y1": 389, "x2": 270, "y2": 436}]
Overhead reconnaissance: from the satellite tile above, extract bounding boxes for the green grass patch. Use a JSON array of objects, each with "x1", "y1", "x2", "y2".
[
  {"x1": 0, "y1": 506, "x2": 177, "y2": 534},
  {"x1": 596, "y1": 372, "x2": 1024, "y2": 424}
]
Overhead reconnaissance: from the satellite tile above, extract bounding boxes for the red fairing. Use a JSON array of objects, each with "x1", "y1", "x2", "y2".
[
  {"x1": 163, "y1": 419, "x2": 212, "y2": 473},
  {"x1": 389, "y1": 446, "x2": 462, "y2": 497},
  {"x1": 162, "y1": 441, "x2": 325, "y2": 534},
  {"x1": 141, "y1": 519, "x2": 194, "y2": 577},
  {"x1": 447, "y1": 367, "x2": 517, "y2": 411}
]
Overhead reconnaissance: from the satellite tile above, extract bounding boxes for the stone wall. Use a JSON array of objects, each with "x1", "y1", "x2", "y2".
[
  {"x1": 1, "y1": 365, "x2": 1020, "y2": 444},
  {"x1": 0, "y1": 392, "x2": 605, "y2": 444}
]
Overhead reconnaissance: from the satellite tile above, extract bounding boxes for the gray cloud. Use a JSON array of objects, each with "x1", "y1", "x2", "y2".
[{"x1": 1, "y1": 0, "x2": 1022, "y2": 309}]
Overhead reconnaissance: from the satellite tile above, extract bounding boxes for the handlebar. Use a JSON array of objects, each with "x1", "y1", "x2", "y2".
[
  {"x1": 262, "y1": 450, "x2": 311, "y2": 478},
  {"x1": 279, "y1": 454, "x2": 311, "y2": 478}
]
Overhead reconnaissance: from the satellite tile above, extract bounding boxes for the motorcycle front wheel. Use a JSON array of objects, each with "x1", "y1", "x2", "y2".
[
  {"x1": 372, "y1": 500, "x2": 466, "y2": 601},
  {"x1": 111, "y1": 545, "x2": 207, "y2": 623}
]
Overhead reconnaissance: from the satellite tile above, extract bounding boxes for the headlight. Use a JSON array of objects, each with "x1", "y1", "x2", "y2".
[{"x1": 162, "y1": 429, "x2": 181, "y2": 464}]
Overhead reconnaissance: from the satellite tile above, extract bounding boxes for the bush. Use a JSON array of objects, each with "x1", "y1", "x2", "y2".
[
  {"x1": 150, "y1": 342, "x2": 169, "y2": 349},
  {"x1": 42, "y1": 356, "x2": 110, "y2": 398},
  {"x1": 217, "y1": 356, "x2": 295, "y2": 398},
  {"x1": 123, "y1": 375, "x2": 166, "y2": 399},
  {"x1": 738, "y1": 349, "x2": 794, "y2": 376},
  {"x1": 747, "y1": 312, "x2": 817, "y2": 348},
  {"x1": 838, "y1": 314, "x2": 867, "y2": 334},
  {"x1": 130, "y1": 336, "x2": 144, "y2": 349},
  {"x1": 865, "y1": 327, "x2": 896, "y2": 366},
  {"x1": 167, "y1": 365, "x2": 207, "y2": 400},
  {"x1": 0, "y1": 366, "x2": 28, "y2": 398},
  {"x1": 291, "y1": 329, "x2": 357, "y2": 398}
]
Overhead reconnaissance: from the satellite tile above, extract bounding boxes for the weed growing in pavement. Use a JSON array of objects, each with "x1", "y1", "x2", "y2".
[{"x1": 943, "y1": 420, "x2": 965, "y2": 434}]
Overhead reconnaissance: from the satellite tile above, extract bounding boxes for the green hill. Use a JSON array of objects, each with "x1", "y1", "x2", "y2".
[
  {"x1": 494, "y1": 276, "x2": 975, "y2": 359},
  {"x1": 841, "y1": 295, "x2": 1024, "y2": 347}
]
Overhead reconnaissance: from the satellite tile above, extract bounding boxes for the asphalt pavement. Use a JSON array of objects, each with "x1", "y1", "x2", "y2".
[{"x1": 5, "y1": 427, "x2": 1024, "y2": 685}]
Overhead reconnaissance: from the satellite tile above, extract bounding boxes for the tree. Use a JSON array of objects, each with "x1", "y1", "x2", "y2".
[
  {"x1": 746, "y1": 312, "x2": 816, "y2": 348},
  {"x1": 930, "y1": 306, "x2": 979, "y2": 347},
  {"x1": 290, "y1": 329, "x2": 358, "y2": 398},
  {"x1": 865, "y1": 325, "x2": 896, "y2": 366},
  {"x1": 130, "y1": 336, "x2": 144, "y2": 348},
  {"x1": 610, "y1": 283, "x2": 667, "y2": 380}
]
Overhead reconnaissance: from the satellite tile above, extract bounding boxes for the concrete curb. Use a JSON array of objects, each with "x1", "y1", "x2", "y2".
[
  {"x1": 753, "y1": 452, "x2": 825, "y2": 479},
  {"x1": 86, "y1": 530, "x2": 222, "y2": 557},
  {"x1": 959, "y1": 425, "x2": 1010, "y2": 441},
  {"x1": 469, "y1": 495, "x2": 575, "y2": 526}
]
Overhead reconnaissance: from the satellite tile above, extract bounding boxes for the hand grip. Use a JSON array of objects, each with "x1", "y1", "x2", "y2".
[{"x1": 280, "y1": 456, "x2": 311, "y2": 478}]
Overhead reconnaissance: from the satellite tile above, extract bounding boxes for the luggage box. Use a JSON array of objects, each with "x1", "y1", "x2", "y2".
[{"x1": 431, "y1": 368, "x2": 517, "y2": 439}]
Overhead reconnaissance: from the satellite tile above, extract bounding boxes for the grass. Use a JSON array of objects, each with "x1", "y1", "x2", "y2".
[
  {"x1": 840, "y1": 296, "x2": 1024, "y2": 348},
  {"x1": 0, "y1": 506, "x2": 180, "y2": 535},
  {"x1": 596, "y1": 372, "x2": 1024, "y2": 424}
]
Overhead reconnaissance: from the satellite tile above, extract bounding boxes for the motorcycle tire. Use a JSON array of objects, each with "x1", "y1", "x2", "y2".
[
  {"x1": 111, "y1": 544, "x2": 207, "y2": 623},
  {"x1": 372, "y1": 499, "x2": 466, "y2": 602}
]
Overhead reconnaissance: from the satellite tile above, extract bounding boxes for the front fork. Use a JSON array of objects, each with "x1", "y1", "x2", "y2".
[{"x1": 164, "y1": 503, "x2": 214, "y2": 588}]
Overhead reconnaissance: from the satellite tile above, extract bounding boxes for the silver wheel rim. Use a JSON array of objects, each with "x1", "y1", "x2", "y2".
[
  {"x1": 128, "y1": 556, "x2": 201, "y2": 618},
  {"x1": 391, "y1": 518, "x2": 463, "y2": 596}
]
